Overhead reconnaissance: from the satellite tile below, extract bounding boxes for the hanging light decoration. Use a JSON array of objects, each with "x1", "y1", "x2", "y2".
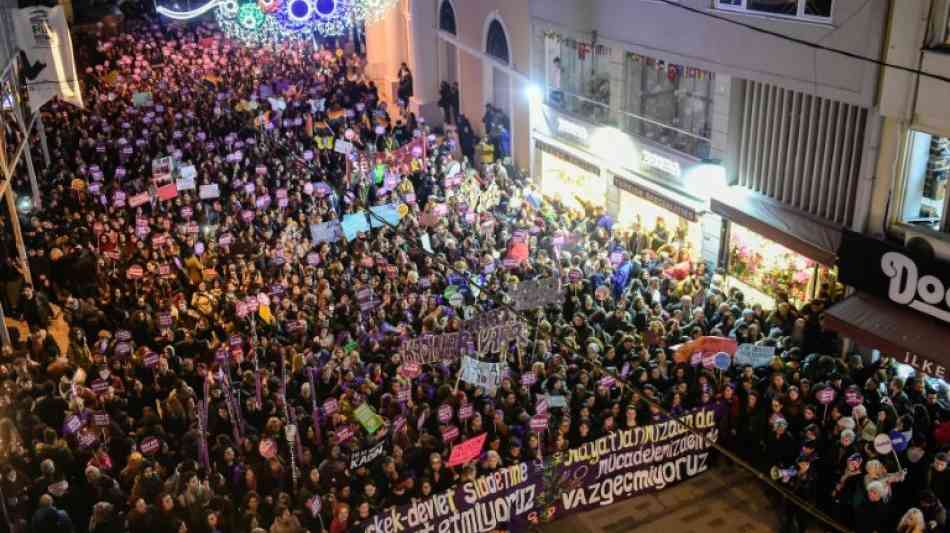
[
  {"x1": 159, "y1": 0, "x2": 400, "y2": 44},
  {"x1": 349, "y1": 0, "x2": 398, "y2": 24},
  {"x1": 215, "y1": 2, "x2": 288, "y2": 45}
]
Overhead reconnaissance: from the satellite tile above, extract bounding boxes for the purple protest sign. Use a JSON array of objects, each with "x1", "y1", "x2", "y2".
[
  {"x1": 536, "y1": 398, "x2": 549, "y2": 416},
  {"x1": 144, "y1": 351, "x2": 160, "y2": 367},
  {"x1": 91, "y1": 379, "x2": 109, "y2": 394},
  {"x1": 323, "y1": 398, "x2": 339, "y2": 416},
  {"x1": 93, "y1": 412, "x2": 110, "y2": 427},
  {"x1": 334, "y1": 426, "x2": 354, "y2": 443},
  {"x1": 78, "y1": 429, "x2": 98, "y2": 449},
  {"x1": 530, "y1": 414, "x2": 549, "y2": 432},
  {"x1": 458, "y1": 404, "x2": 474, "y2": 420},
  {"x1": 441, "y1": 425, "x2": 460, "y2": 442},
  {"x1": 140, "y1": 436, "x2": 161, "y2": 455},
  {"x1": 598, "y1": 375, "x2": 616, "y2": 390},
  {"x1": 63, "y1": 415, "x2": 83, "y2": 434},
  {"x1": 438, "y1": 404, "x2": 453, "y2": 424},
  {"x1": 817, "y1": 388, "x2": 836, "y2": 405}
]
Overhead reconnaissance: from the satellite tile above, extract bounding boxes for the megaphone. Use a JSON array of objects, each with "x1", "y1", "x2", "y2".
[{"x1": 770, "y1": 466, "x2": 798, "y2": 483}]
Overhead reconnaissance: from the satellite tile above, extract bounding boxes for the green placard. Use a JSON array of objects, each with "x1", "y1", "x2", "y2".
[
  {"x1": 353, "y1": 403, "x2": 383, "y2": 434},
  {"x1": 344, "y1": 340, "x2": 359, "y2": 353}
]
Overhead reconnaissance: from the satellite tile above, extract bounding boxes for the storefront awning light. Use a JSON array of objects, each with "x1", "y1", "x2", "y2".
[{"x1": 684, "y1": 159, "x2": 727, "y2": 200}]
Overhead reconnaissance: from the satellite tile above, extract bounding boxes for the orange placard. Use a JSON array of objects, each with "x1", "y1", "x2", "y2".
[{"x1": 672, "y1": 336, "x2": 737, "y2": 364}]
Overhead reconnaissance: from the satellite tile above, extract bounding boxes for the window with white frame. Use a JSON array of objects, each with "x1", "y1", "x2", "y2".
[
  {"x1": 900, "y1": 130, "x2": 950, "y2": 232},
  {"x1": 716, "y1": 0, "x2": 833, "y2": 21}
]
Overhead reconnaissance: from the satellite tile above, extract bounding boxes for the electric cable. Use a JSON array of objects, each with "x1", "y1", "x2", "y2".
[{"x1": 654, "y1": 0, "x2": 950, "y2": 86}]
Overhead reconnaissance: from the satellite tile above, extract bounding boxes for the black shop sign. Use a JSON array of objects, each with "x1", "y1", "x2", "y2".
[{"x1": 838, "y1": 230, "x2": 950, "y2": 324}]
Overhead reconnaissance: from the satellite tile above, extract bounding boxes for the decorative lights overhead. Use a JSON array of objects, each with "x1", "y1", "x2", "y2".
[{"x1": 157, "y1": 0, "x2": 399, "y2": 44}]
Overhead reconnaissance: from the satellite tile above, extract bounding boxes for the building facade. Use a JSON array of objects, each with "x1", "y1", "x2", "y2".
[
  {"x1": 364, "y1": 0, "x2": 533, "y2": 165},
  {"x1": 829, "y1": 0, "x2": 950, "y2": 379},
  {"x1": 368, "y1": 0, "x2": 908, "y2": 311}
]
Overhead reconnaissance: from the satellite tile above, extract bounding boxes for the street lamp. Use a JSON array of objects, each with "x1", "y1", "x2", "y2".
[
  {"x1": 684, "y1": 158, "x2": 728, "y2": 204},
  {"x1": 16, "y1": 195, "x2": 33, "y2": 215}
]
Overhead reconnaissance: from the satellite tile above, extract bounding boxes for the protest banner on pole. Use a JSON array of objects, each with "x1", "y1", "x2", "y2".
[
  {"x1": 350, "y1": 439, "x2": 387, "y2": 469},
  {"x1": 341, "y1": 212, "x2": 371, "y2": 241},
  {"x1": 353, "y1": 403, "x2": 384, "y2": 434},
  {"x1": 199, "y1": 184, "x2": 220, "y2": 199},
  {"x1": 459, "y1": 356, "x2": 507, "y2": 394},
  {"x1": 354, "y1": 409, "x2": 717, "y2": 533},
  {"x1": 733, "y1": 344, "x2": 776, "y2": 368}
]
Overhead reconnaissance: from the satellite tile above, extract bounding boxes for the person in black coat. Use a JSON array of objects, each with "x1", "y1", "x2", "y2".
[
  {"x1": 766, "y1": 417, "x2": 800, "y2": 470},
  {"x1": 18, "y1": 284, "x2": 52, "y2": 329},
  {"x1": 397, "y1": 64, "x2": 413, "y2": 111},
  {"x1": 31, "y1": 495, "x2": 75, "y2": 533},
  {"x1": 456, "y1": 115, "x2": 476, "y2": 165},
  {"x1": 855, "y1": 481, "x2": 893, "y2": 533}
]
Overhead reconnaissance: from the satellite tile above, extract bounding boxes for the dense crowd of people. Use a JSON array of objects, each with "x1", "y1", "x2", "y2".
[{"x1": 0, "y1": 15, "x2": 948, "y2": 533}]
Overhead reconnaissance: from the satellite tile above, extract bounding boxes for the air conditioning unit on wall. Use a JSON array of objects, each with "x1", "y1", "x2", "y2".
[{"x1": 904, "y1": 226, "x2": 950, "y2": 263}]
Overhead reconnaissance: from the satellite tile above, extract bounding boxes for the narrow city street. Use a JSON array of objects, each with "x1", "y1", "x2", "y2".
[{"x1": 542, "y1": 467, "x2": 781, "y2": 533}]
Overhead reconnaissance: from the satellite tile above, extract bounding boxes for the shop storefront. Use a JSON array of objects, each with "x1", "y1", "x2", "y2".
[
  {"x1": 536, "y1": 140, "x2": 605, "y2": 211},
  {"x1": 532, "y1": 103, "x2": 716, "y2": 262},
  {"x1": 824, "y1": 230, "x2": 950, "y2": 383},
  {"x1": 712, "y1": 187, "x2": 843, "y2": 308},
  {"x1": 612, "y1": 173, "x2": 704, "y2": 258}
]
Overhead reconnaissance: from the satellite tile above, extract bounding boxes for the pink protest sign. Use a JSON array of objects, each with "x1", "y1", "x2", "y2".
[{"x1": 446, "y1": 433, "x2": 487, "y2": 467}]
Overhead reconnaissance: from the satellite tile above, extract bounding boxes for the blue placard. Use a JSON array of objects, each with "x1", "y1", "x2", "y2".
[
  {"x1": 889, "y1": 430, "x2": 910, "y2": 453},
  {"x1": 368, "y1": 204, "x2": 402, "y2": 229},
  {"x1": 341, "y1": 212, "x2": 371, "y2": 241}
]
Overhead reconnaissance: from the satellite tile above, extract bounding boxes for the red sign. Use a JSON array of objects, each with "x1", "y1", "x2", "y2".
[
  {"x1": 157, "y1": 183, "x2": 178, "y2": 201},
  {"x1": 129, "y1": 192, "x2": 150, "y2": 208},
  {"x1": 507, "y1": 242, "x2": 529, "y2": 263},
  {"x1": 446, "y1": 433, "x2": 487, "y2": 467},
  {"x1": 127, "y1": 265, "x2": 144, "y2": 279},
  {"x1": 458, "y1": 404, "x2": 474, "y2": 420}
]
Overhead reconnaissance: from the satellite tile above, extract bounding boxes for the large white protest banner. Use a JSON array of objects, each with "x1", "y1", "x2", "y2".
[
  {"x1": 14, "y1": 6, "x2": 83, "y2": 113},
  {"x1": 734, "y1": 344, "x2": 776, "y2": 368},
  {"x1": 459, "y1": 356, "x2": 507, "y2": 394}
]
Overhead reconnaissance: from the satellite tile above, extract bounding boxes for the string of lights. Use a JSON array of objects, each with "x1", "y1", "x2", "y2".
[{"x1": 159, "y1": 0, "x2": 400, "y2": 43}]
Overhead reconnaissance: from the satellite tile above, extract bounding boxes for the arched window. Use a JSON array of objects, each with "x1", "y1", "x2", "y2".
[
  {"x1": 439, "y1": 0, "x2": 456, "y2": 35},
  {"x1": 485, "y1": 19, "x2": 509, "y2": 64}
]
